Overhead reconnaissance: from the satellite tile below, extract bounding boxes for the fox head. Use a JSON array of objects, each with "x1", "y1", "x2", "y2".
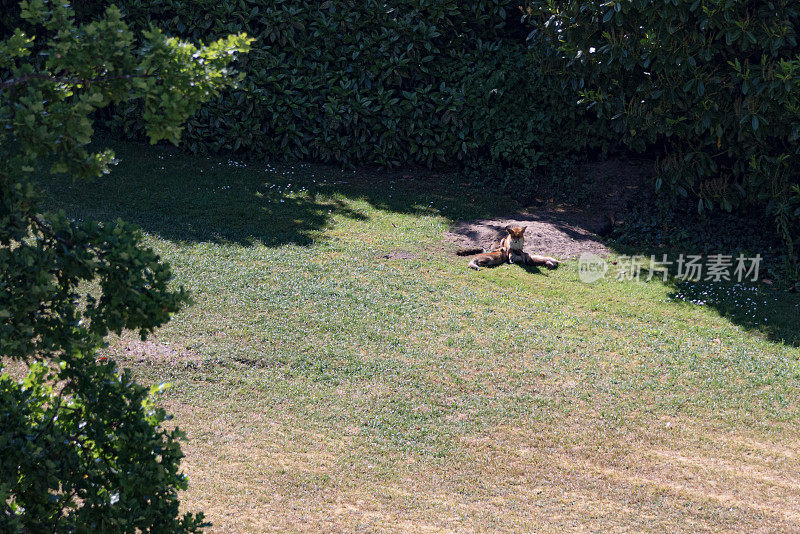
[{"x1": 505, "y1": 225, "x2": 526, "y2": 251}]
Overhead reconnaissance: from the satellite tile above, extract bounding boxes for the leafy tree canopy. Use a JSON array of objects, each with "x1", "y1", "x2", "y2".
[{"x1": 0, "y1": 1, "x2": 251, "y2": 531}]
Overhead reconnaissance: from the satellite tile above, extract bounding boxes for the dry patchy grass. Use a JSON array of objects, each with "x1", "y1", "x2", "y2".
[
  {"x1": 165, "y1": 394, "x2": 800, "y2": 533},
  {"x1": 31, "y1": 141, "x2": 800, "y2": 532}
]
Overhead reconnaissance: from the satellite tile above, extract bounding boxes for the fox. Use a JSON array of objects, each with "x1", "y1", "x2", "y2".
[
  {"x1": 467, "y1": 241, "x2": 509, "y2": 270},
  {"x1": 468, "y1": 225, "x2": 559, "y2": 270}
]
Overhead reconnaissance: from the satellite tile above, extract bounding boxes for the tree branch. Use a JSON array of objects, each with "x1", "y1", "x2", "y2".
[{"x1": 29, "y1": 213, "x2": 74, "y2": 248}]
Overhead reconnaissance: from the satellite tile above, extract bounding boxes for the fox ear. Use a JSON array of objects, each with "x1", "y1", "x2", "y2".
[
  {"x1": 504, "y1": 225, "x2": 512, "y2": 233},
  {"x1": 521, "y1": 225, "x2": 528, "y2": 233}
]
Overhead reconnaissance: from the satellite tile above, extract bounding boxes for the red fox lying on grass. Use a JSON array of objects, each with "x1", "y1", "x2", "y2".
[{"x1": 468, "y1": 226, "x2": 559, "y2": 270}]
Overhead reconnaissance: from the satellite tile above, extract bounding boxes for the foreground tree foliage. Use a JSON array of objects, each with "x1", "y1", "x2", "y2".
[{"x1": 0, "y1": 1, "x2": 250, "y2": 531}]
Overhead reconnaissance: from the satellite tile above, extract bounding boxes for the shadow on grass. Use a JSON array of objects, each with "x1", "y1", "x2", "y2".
[
  {"x1": 627, "y1": 247, "x2": 800, "y2": 347},
  {"x1": 608, "y1": 199, "x2": 800, "y2": 347},
  {"x1": 34, "y1": 141, "x2": 516, "y2": 247},
  {"x1": 35, "y1": 140, "x2": 800, "y2": 347},
  {"x1": 665, "y1": 278, "x2": 800, "y2": 347}
]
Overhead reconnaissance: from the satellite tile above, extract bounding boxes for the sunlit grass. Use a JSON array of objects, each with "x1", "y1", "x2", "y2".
[{"x1": 35, "y1": 141, "x2": 800, "y2": 532}]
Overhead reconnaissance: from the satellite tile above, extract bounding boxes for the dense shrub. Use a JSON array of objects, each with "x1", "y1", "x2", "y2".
[
  {"x1": 528, "y1": 0, "x2": 800, "y2": 260},
  {"x1": 459, "y1": 43, "x2": 578, "y2": 169},
  {"x1": 84, "y1": 0, "x2": 590, "y2": 172},
  {"x1": 454, "y1": 35, "x2": 618, "y2": 191}
]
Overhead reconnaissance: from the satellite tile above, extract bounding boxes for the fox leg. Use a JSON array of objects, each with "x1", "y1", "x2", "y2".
[
  {"x1": 509, "y1": 249, "x2": 526, "y2": 265},
  {"x1": 523, "y1": 252, "x2": 559, "y2": 269}
]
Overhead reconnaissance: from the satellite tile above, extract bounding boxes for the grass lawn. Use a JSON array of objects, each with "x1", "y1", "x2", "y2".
[{"x1": 36, "y1": 141, "x2": 800, "y2": 532}]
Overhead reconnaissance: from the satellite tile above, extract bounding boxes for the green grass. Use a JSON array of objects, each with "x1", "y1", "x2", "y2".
[{"x1": 36, "y1": 141, "x2": 800, "y2": 532}]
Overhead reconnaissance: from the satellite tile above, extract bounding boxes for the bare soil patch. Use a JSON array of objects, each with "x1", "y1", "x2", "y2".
[{"x1": 445, "y1": 160, "x2": 653, "y2": 259}]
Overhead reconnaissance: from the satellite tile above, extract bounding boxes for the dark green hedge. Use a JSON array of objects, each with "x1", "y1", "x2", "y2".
[
  {"x1": 0, "y1": 0, "x2": 602, "y2": 172},
  {"x1": 93, "y1": 0, "x2": 594, "y2": 170}
]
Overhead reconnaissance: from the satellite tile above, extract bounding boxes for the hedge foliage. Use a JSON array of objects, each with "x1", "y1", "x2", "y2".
[{"x1": 90, "y1": 0, "x2": 593, "y2": 171}]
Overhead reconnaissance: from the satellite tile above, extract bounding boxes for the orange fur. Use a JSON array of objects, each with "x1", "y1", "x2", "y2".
[
  {"x1": 468, "y1": 244, "x2": 508, "y2": 270},
  {"x1": 468, "y1": 226, "x2": 560, "y2": 270}
]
